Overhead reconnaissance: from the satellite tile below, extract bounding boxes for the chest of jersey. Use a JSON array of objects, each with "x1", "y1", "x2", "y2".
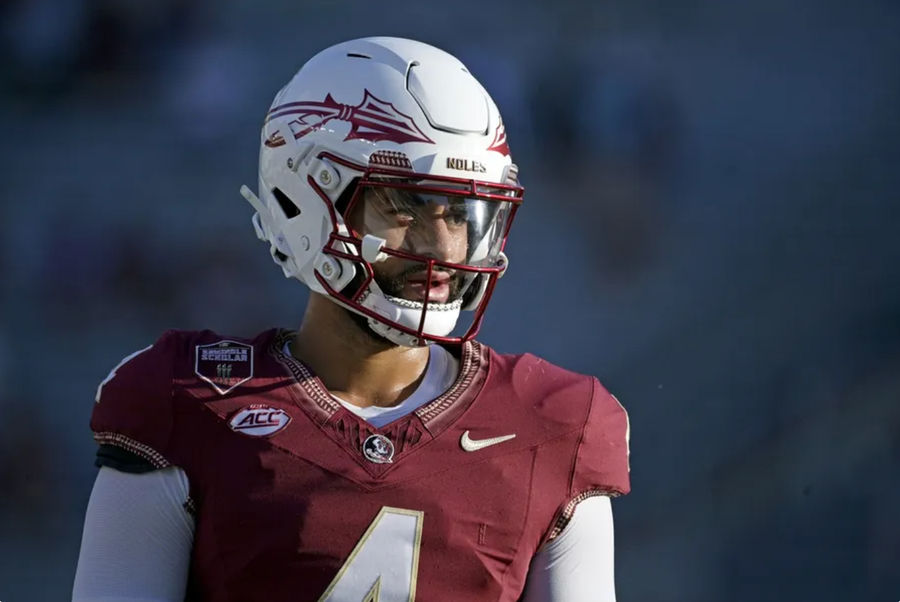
[
  {"x1": 91, "y1": 330, "x2": 629, "y2": 602},
  {"x1": 185, "y1": 402, "x2": 544, "y2": 602}
]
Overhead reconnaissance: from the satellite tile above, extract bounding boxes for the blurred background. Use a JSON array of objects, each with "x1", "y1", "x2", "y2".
[{"x1": 1, "y1": 0, "x2": 898, "y2": 600}]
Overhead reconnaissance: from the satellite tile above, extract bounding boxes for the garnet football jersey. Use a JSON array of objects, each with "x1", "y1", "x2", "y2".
[{"x1": 90, "y1": 329, "x2": 630, "y2": 601}]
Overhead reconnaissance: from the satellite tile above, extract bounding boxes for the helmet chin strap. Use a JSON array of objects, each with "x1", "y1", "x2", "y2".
[
  {"x1": 353, "y1": 233, "x2": 464, "y2": 346},
  {"x1": 359, "y1": 287, "x2": 463, "y2": 347}
]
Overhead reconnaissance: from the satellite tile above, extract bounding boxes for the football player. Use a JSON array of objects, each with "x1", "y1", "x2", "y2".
[{"x1": 73, "y1": 37, "x2": 630, "y2": 601}]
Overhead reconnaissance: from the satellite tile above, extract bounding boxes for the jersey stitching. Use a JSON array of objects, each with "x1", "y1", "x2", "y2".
[
  {"x1": 548, "y1": 378, "x2": 625, "y2": 540},
  {"x1": 166, "y1": 334, "x2": 177, "y2": 468},
  {"x1": 172, "y1": 333, "x2": 200, "y2": 519},
  {"x1": 94, "y1": 430, "x2": 199, "y2": 515},
  {"x1": 548, "y1": 488, "x2": 619, "y2": 540},
  {"x1": 93, "y1": 432, "x2": 171, "y2": 469},
  {"x1": 569, "y1": 377, "x2": 595, "y2": 498},
  {"x1": 270, "y1": 330, "x2": 341, "y2": 415},
  {"x1": 498, "y1": 447, "x2": 538, "y2": 589},
  {"x1": 262, "y1": 331, "x2": 486, "y2": 481},
  {"x1": 415, "y1": 340, "x2": 479, "y2": 422},
  {"x1": 270, "y1": 330, "x2": 483, "y2": 426},
  {"x1": 543, "y1": 376, "x2": 596, "y2": 544}
]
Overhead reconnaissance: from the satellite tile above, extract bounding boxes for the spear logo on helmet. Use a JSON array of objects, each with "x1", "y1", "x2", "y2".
[
  {"x1": 487, "y1": 119, "x2": 509, "y2": 156},
  {"x1": 264, "y1": 89, "x2": 435, "y2": 148}
]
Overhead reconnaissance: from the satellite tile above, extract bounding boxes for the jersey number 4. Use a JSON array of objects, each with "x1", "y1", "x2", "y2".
[{"x1": 319, "y1": 507, "x2": 424, "y2": 602}]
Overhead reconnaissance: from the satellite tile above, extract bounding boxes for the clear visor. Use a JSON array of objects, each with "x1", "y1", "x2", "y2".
[
  {"x1": 340, "y1": 179, "x2": 519, "y2": 307},
  {"x1": 349, "y1": 182, "x2": 516, "y2": 266}
]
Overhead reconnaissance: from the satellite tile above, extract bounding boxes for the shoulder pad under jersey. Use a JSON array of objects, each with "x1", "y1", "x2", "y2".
[
  {"x1": 547, "y1": 378, "x2": 630, "y2": 540},
  {"x1": 486, "y1": 350, "x2": 630, "y2": 537},
  {"x1": 90, "y1": 330, "x2": 183, "y2": 468},
  {"x1": 572, "y1": 378, "x2": 630, "y2": 498}
]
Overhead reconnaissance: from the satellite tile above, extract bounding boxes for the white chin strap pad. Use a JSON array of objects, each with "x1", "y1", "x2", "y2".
[{"x1": 360, "y1": 289, "x2": 462, "y2": 346}]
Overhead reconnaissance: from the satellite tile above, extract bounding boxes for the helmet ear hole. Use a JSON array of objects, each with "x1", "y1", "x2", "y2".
[
  {"x1": 272, "y1": 188, "x2": 301, "y2": 219},
  {"x1": 334, "y1": 177, "x2": 360, "y2": 218},
  {"x1": 460, "y1": 274, "x2": 488, "y2": 311}
]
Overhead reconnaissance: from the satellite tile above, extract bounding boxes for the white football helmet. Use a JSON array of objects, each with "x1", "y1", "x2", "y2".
[{"x1": 241, "y1": 37, "x2": 523, "y2": 346}]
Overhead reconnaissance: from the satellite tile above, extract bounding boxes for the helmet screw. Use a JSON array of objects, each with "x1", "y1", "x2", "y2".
[
  {"x1": 319, "y1": 170, "x2": 332, "y2": 185},
  {"x1": 322, "y1": 262, "x2": 333, "y2": 276},
  {"x1": 300, "y1": 235, "x2": 310, "y2": 251},
  {"x1": 287, "y1": 158, "x2": 294, "y2": 169}
]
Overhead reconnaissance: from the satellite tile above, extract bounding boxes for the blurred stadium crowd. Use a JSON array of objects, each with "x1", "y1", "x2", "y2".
[{"x1": 1, "y1": 0, "x2": 898, "y2": 600}]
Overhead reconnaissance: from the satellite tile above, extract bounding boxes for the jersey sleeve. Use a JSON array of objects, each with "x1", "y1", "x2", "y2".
[
  {"x1": 574, "y1": 378, "x2": 630, "y2": 495},
  {"x1": 90, "y1": 331, "x2": 179, "y2": 471},
  {"x1": 549, "y1": 378, "x2": 630, "y2": 540}
]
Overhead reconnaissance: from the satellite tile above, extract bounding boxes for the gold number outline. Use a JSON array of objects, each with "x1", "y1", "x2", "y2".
[{"x1": 318, "y1": 506, "x2": 424, "y2": 602}]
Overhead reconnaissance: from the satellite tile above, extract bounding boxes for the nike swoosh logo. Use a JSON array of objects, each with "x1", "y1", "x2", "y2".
[{"x1": 460, "y1": 430, "x2": 516, "y2": 452}]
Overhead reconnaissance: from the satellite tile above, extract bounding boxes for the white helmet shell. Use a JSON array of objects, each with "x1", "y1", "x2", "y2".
[{"x1": 241, "y1": 37, "x2": 522, "y2": 346}]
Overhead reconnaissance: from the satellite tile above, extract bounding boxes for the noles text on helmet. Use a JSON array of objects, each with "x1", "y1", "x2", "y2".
[{"x1": 241, "y1": 37, "x2": 523, "y2": 347}]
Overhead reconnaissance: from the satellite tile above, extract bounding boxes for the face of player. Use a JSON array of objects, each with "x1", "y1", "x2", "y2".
[{"x1": 347, "y1": 187, "x2": 472, "y2": 304}]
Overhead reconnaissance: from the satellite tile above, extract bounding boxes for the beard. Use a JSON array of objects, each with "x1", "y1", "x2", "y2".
[
  {"x1": 375, "y1": 265, "x2": 466, "y2": 303},
  {"x1": 337, "y1": 263, "x2": 467, "y2": 347}
]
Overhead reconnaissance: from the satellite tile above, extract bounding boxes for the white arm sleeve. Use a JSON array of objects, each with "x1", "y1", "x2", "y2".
[
  {"x1": 72, "y1": 466, "x2": 195, "y2": 602},
  {"x1": 73, "y1": 469, "x2": 615, "y2": 602},
  {"x1": 522, "y1": 495, "x2": 617, "y2": 602}
]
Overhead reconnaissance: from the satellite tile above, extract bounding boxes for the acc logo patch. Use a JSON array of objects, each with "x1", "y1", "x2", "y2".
[
  {"x1": 195, "y1": 340, "x2": 253, "y2": 395},
  {"x1": 229, "y1": 404, "x2": 291, "y2": 437}
]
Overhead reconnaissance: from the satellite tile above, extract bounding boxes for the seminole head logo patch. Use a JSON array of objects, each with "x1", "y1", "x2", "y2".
[{"x1": 362, "y1": 434, "x2": 395, "y2": 464}]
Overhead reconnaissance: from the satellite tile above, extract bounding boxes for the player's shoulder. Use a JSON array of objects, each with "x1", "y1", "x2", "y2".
[
  {"x1": 94, "y1": 328, "x2": 280, "y2": 395},
  {"x1": 160, "y1": 327, "x2": 281, "y2": 369},
  {"x1": 481, "y1": 344, "x2": 626, "y2": 430},
  {"x1": 92, "y1": 328, "x2": 280, "y2": 422},
  {"x1": 478, "y1": 343, "x2": 630, "y2": 495},
  {"x1": 487, "y1": 346, "x2": 588, "y2": 386},
  {"x1": 172, "y1": 328, "x2": 283, "y2": 384},
  {"x1": 90, "y1": 327, "x2": 282, "y2": 467}
]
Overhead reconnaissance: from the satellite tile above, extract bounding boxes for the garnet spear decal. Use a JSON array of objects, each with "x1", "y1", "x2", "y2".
[
  {"x1": 264, "y1": 89, "x2": 435, "y2": 148},
  {"x1": 486, "y1": 119, "x2": 509, "y2": 156}
]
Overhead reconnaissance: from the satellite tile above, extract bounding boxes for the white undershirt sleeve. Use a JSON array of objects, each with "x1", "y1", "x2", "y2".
[
  {"x1": 72, "y1": 466, "x2": 195, "y2": 602},
  {"x1": 522, "y1": 495, "x2": 617, "y2": 602},
  {"x1": 74, "y1": 356, "x2": 614, "y2": 602},
  {"x1": 72, "y1": 347, "x2": 460, "y2": 601},
  {"x1": 73, "y1": 469, "x2": 616, "y2": 602}
]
